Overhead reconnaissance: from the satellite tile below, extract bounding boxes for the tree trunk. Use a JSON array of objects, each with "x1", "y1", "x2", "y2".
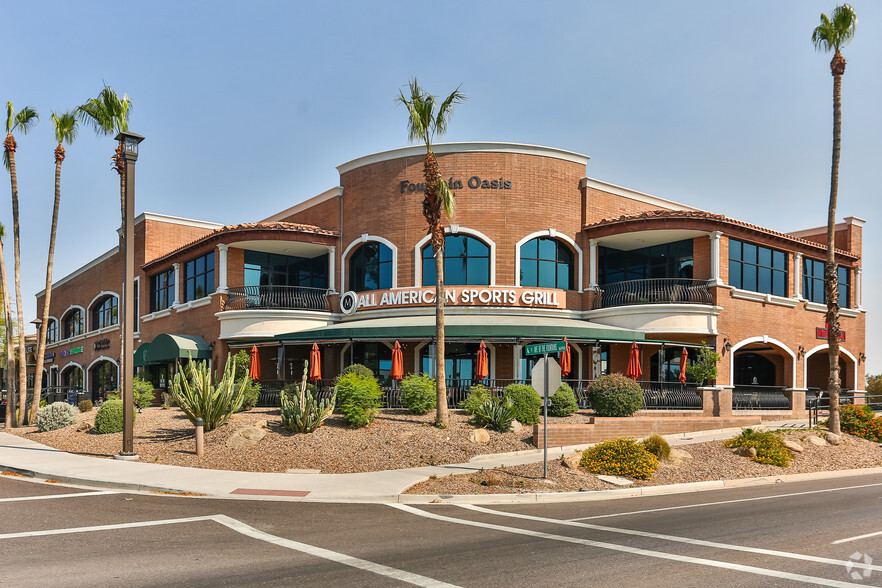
[
  {"x1": 0, "y1": 239, "x2": 14, "y2": 427},
  {"x1": 826, "y1": 55, "x2": 844, "y2": 435},
  {"x1": 434, "y1": 233, "x2": 448, "y2": 427},
  {"x1": 5, "y1": 137, "x2": 28, "y2": 426},
  {"x1": 32, "y1": 146, "x2": 64, "y2": 419}
]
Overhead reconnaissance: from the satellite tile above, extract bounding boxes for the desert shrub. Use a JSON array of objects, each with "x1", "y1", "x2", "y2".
[
  {"x1": 35, "y1": 402, "x2": 78, "y2": 432},
  {"x1": 472, "y1": 399, "x2": 515, "y2": 432},
  {"x1": 502, "y1": 383, "x2": 542, "y2": 425},
  {"x1": 838, "y1": 404, "x2": 882, "y2": 442},
  {"x1": 341, "y1": 363, "x2": 374, "y2": 379},
  {"x1": 105, "y1": 392, "x2": 120, "y2": 401},
  {"x1": 78, "y1": 400, "x2": 93, "y2": 413},
  {"x1": 335, "y1": 372, "x2": 383, "y2": 428},
  {"x1": 580, "y1": 438, "x2": 659, "y2": 479},
  {"x1": 133, "y1": 377, "x2": 156, "y2": 409},
  {"x1": 643, "y1": 433, "x2": 671, "y2": 460},
  {"x1": 586, "y1": 374, "x2": 643, "y2": 417},
  {"x1": 399, "y1": 373, "x2": 436, "y2": 415},
  {"x1": 459, "y1": 384, "x2": 497, "y2": 414},
  {"x1": 281, "y1": 380, "x2": 335, "y2": 433},
  {"x1": 722, "y1": 428, "x2": 791, "y2": 467},
  {"x1": 237, "y1": 380, "x2": 260, "y2": 411},
  {"x1": 549, "y1": 383, "x2": 579, "y2": 417},
  {"x1": 93, "y1": 399, "x2": 136, "y2": 434},
  {"x1": 170, "y1": 354, "x2": 247, "y2": 432}
]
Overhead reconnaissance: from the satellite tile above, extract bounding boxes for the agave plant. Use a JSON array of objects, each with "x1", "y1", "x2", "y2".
[
  {"x1": 281, "y1": 361, "x2": 335, "y2": 433},
  {"x1": 170, "y1": 353, "x2": 247, "y2": 432},
  {"x1": 472, "y1": 398, "x2": 515, "y2": 433}
]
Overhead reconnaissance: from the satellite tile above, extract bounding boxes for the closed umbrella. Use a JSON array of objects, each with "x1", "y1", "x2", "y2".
[
  {"x1": 308, "y1": 343, "x2": 322, "y2": 381},
  {"x1": 626, "y1": 342, "x2": 642, "y2": 381},
  {"x1": 559, "y1": 337, "x2": 571, "y2": 377},
  {"x1": 476, "y1": 340, "x2": 489, "y2": 380},
  {"x1": 678, "y1": 347, "x2": 688, "y2": 384},
  {"x1": 248, "y1": 345, "x2": 260, "y2": 381},
  {"x1": 391, "y1": 341, "x2": 404, "y2": 380}
]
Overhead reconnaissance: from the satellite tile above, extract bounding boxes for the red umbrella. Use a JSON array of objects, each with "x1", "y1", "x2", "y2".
[
  {"x1": 391, "y1": 341, "x2": 404, "y2": 380},
  {"x1": 476, "y1": 340, "x2": 489, "y2": 380},
  {"x1": 559, "y1": 337, "x2": 571, "y2": 377},
  {"x1": 248, "y1": 345, "x2": 260, "y2": 381},
  {"x1": 308, "y1": 343, "x2": 322, "y2": 381},
  {"x1": 626, "y1": 342, "x2": 642, "y2": 381},
  {"x1": 678, "y1": 347, "x2": 688, "y2": 384}
]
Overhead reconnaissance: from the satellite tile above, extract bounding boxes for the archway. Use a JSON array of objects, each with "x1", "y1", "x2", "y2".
[{"x1": 89, "y1": 360, "x2": 119, "y2": 403}]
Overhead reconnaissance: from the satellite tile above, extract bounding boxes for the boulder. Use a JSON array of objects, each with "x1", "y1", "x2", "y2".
[
  {"x1": 76, "y1": 421, "x2": 93, "y2": 433},
  {"x1": 509, "y1": 420, "x2": 523, "y2": 434},
  {"x1": 562, "y1": 453, "x2": 583, "y2": 470},
  {"x1": 669, "y1": 448, "x2": 693, "y2": 461},
  {"x1": 227, "y1": 426, "x2": 267, "y2": 448},
  {"x1": 824, "y1": 432, "x2": 842, "y2": 446},
  {"x1": 597, "y1": 475, "x2": 634, "y2": 487},
  {"x1": 733, "y1": 446, "x2": 757, "y2": 458},
  {"x1": 807, "y1": 435, "x2": 828, "y2": 447},
  {"x1": 781, "y1": 439, "x2": 804, "y2": 453},
  {"x1": 468, "y1": 429, "x2": 491, "y2": 444}
]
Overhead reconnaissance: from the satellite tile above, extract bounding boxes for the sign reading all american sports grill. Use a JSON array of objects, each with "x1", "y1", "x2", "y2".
[{"x1": 341, "y1": 286, "x2": 564, "y2": 314}]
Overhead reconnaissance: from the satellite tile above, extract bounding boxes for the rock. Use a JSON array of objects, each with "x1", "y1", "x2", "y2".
[
  {"x1": 253, "y1": 420, "x2": 268, "y2": 429},
  {"x1": 781, "y1": 439, "x2": 804, "y2": 453},
  {"x1": 76, "y1": 421, "x2": 93, "y2": 432},
  {"x1": 825, "y1": 432, "x2": 842, "y2": 446},
  {"x1": 227, "y1": 426, "x2": 266, "y2": 448},
  {"x1": 733, "y1": 446, "x2": 757, "y2": 458},
  {"x1": 468, "y1": 429, "x2": 491, "y2": 444},
  {"x1": 807, "y1": 435, "x2": 828, "y2": 446},
  {"x1": 669, "y1": 448, "x2": 693, "y2": 461},
  {"x1": 562, "y1": 453, "x2": 582, "y2": 469},
  {"x1": 509, "y1": 420, "x2": 523, "y2": 434},
  {"x1": 597, "y1": 475, "x2": 634, "y2": 487}
]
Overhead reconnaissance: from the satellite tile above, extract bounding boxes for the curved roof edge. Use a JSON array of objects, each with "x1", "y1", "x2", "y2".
[{"x1": 336, "y1": 142, "x2": 590, "y2": 175}]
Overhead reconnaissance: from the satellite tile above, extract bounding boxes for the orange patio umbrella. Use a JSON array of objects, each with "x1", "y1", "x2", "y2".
[
  {"x1": 678, "y1": 347, "x2": 688, "y2": 384},
  {"x1": 559, "y1": 337, "x2": 571, "y2": 377},
  {"x1": 248, "y1": 345, "x2": 261, "y2": 381},
  {"x1": 626, "y1": 342, "x2": 642, "y2": 381},
  {"x1": 476, "y1": 340, "x2": 489, "y2": 380},
  {"x1": 391, "y1": 341, "x2": 404, "y2": 380},
  {"x1": 308, "y1": 343, "x2": 322, "y2": 381}
]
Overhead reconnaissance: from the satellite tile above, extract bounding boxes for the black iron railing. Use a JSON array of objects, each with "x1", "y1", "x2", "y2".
[
  {"x1": 593, "y1": 278, "x2": 713, "y2": 309},
  {"x1": 223, "y1": 286, "x2": 330, "y2": 311},
  {"x1": 732, "y1": 385, "x2": 790, "y2": 410},
  {"x1": 807, "y1": 391, "x2": 873, "y2": 427},
  {"x1": 639, "y1": 381, "x2": 703, "y2": 410}
]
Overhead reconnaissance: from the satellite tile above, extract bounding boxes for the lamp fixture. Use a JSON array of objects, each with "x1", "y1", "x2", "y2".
[
  {"x1": 859, "y1": 352, "x2": 867, "y2": 363},
  {"x1": 798, "y1": 345, "x2": 806, "y2": 358}
]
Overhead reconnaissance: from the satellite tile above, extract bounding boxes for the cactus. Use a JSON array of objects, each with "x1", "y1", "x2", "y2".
[
  {"x1": 170, "y1": 353, "x2": 247, "y2": 432},
  {"x1": 281, "y1": 361, "x2": 335, "y2": 433}
]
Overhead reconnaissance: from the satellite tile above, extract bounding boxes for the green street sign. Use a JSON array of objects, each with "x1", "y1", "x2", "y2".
[{"x1": 525, "y1": 341, "x2": 567, "y2": 356}]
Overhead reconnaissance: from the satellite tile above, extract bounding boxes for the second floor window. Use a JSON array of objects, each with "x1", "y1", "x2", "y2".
[
  {"x1": 803, "y1": 258, "x2": 851, "y2": 308},
  {"x1": 46, "y1": 318, "x2": 58, "y2": 344},
  {"x1": 349, "y1": 242, "x2": 393, "y2": 291},
  {"x1": 728, "y1": 239, "x2": 787, "y2": 297},
  {"x1": 63, "y1": 309, "x2": 84, "y2": 339},
  {"x1": 150, "y1": 269, "x2": 175, "y2": 312},
  {"x1": 91, "y1": 296, "x2": 118, "y2": 330},
  {"x1": 422, "y1": 235, "x2": 490, "y2": 286},
  {"x1": 520, "y1": 237, "x2": 574, "y2": 289},
  {"x1": 184, "y1": 253, "x2": 215, "y2": 301}
]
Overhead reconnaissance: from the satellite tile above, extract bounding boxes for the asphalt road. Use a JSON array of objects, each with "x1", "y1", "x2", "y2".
[{"x1": 2, "y1": 472, "x2": 882, "y2": 587}]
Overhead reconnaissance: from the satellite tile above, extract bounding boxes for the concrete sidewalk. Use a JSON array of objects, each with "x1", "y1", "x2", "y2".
[{"x1": 0, "y1": 419, "x2": 831, "y2": 503}]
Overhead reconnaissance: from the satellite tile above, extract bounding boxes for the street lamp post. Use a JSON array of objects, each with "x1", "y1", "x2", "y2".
[{"x1": 114, "y1": 131, "x2": 144, "y2": 460}]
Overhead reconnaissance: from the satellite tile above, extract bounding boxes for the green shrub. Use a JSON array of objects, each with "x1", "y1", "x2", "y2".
[
  {"x1": 580, "y1": 438, "x2": 659, "y2": 479},
  {"x1": 106, "y1": 392, "x2": 120, "y2": 401},
  {"x1": 93, "y1": 399, "x2": 136, "y2": 434},
  {"x1": 643, "y1": 433, "x2": 671, "y2": 460},
  {"x1": 549, "y1": 383, "x2": 579, "y2": 417},
  {"x1": 335, "y1": 372, "x2": 383, "y2": 428},
  {"x1": 838, "y1": 404, "x2": 882, "y2": 442},
  {"x1": 39, "y1": 398, "x2": 47, "y2": 408},
  {"x1": 399, "y1": 373, "x2": 436, "y2": 415},
  {"x1": 341, "y1": 363, "x2": 374, "y2": 379},
  {"x1": 78, "y1": 400, "x2": 93, "y2": 413},
  {"x1": 502, "y1": 383, "x2": 542, "y2": 425},
  {"x1": 472, "y1": 399, "x2": 515, "y2": 432},
  {"x1": 237, "y1": 380, "x2": 260, "y2": 411},
  {"x1": 685, "y1": 343, "x2": 721, "y2": 384},
  {"x1": 586, "y1": 374, "x2": 643, "y2": 417},
  {"x1": 133, "y1": 377, "x2": 156, "y2": 409},
  {"x1": 170, "y1": 354, "x2": 247, "y2": 432},
  {"x1": 722, "y1": 428, "x2": 791, "y2": 467},
  {"x1": 35, "y1": 402, "x2": 79, "y2": 432},
  {"x1": 459, "y1": 384, "x2": 497, "y2": 414},
  {"x1": 280, "y1": 375, "x2": 335, "y2": 433}
]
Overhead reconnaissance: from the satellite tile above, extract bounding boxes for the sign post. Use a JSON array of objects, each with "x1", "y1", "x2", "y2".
[{"x1": 528, "y1": 342, "x2": 564, "y2": 478}]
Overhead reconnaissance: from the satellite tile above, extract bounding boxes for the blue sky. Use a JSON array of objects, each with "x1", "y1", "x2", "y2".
[{"x1": 4, "y1": 1, "x2": 881, "y2": 374}]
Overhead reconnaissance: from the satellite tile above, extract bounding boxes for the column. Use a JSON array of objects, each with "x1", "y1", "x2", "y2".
[
  {"x1": 328, "y1": 246, "x2": 336, "y2": 293},
  {"x1": 794, "y1": 252, "x2": 803, "y2": 299},
  {"x1": 855, "y1": 266, "x2": 863, "y2": 309},
  {"x1": 216, "y1": 243, "x2": 229, "y2": 294},
  {"x1": 172, "y1": 262, "x2": 181, "y2": 306},
  {"x1": 709, "y1": 231, "x2": 724, "y2": 286},
  {"x1": 588, "y1": 239, "x2": 599, "y2": 290}
]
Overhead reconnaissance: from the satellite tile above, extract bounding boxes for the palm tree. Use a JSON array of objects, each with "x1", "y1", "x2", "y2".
[
  {"x1": 0, "y1": 223, "x2": 15, "y2": 427},
  {"x1": 4, "y1": 102, "x2": 38, "y2": 425},
  {"x1": 812, "y1": 4, "x2": 857, "y2": 436},
  {"x1": 397, "y1": 78, "x2": 466, "y2": 428},
  {"x1": 31, "y1": 112, "x2": 78, "y2": 421}
]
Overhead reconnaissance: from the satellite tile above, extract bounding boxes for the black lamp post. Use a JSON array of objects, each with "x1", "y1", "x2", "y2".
[{"x1": 114, "y1": 131, "x2": 144, "y2": 459}]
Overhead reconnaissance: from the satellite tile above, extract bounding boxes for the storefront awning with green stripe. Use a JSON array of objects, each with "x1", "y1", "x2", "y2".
[
  {"x1": 135, "y1": 334, "x2": 212, "y2": 365},
  {"x1": 274, "y1": 315, "x2": 646, "y2": 343}
]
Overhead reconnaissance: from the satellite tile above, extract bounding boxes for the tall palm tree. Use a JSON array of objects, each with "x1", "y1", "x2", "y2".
[
  {"x1": 812, "y1": 4, "x2": 857, "y2": 436},
  {"x1": 4, "y1": 102, "x2": 38, "y2": 425},
  {"x1": 31, "y1": 112, "x2": 78, "y2": 421},
  {"x1": 397, "y1": 78, "x2": 466, "y2": 428},
  {"x1": 0, "y1": 223, "x2": 15, "y2": 427}
]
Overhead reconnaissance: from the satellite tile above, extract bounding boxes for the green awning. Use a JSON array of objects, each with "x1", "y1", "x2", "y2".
[
  {"x1": 145, "y1": 334, "x2": 211, "y2": 363},
  {"x1": 133, "y1": 342, "x2": 151, "y2": 367},
  {"x1": 274, "y1": 315, "x2": 646, "y2": 343}
]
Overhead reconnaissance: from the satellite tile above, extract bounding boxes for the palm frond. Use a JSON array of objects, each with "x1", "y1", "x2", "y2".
[
  {"x1": 51, "y1": 111, "x2": 79, "y2": 145},
  {"x1": 77, "y1": 85, "x2": 133, "y2": 135},
  {"x1": 14, "y1": 106, "x2": 39, "y2": 135},
  {"x1": 813, "y1": 4, "x2": 857, "y2": 52},
  {"x1": 2, "y1": 151, "x2": 9, "y2": 173},
  {"x1": 437, "y1": 178, "x2": 455, "y2": 218},
  {"x1": 435, "y1": 85, "x2": 467, "y2": 138}
]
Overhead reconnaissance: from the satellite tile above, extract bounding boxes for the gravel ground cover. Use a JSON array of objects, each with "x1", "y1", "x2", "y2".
[{"x1": 6, "y1": 407, "x2": 881, "y2": 495}]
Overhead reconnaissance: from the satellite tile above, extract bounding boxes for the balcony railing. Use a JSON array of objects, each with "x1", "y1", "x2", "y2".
[
  {"x1": 223, "y1": 286, "x2": 330, "y2": 311},
  {"x1": 593, "y1": 278, "x2": 713, "y2": 309}
]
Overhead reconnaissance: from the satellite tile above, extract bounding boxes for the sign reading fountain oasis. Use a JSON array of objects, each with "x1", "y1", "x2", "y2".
[{"x1": 340, "y1": 286, "x2": 563, "y2": 315}]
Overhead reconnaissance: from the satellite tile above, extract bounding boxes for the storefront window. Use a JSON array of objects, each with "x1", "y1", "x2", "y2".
[
  {"x1": 649, "y1": 347, "x2": 696, "y2": 383},
  {"x1": 349, "y1": 242, "x2": 392, "y2": 291},
  {"x1": 183, "y1": 252, "x2": 215, "y2": 301},
  {"x1": 520, "y1": 237, "x2": 573, "y2": 289},
  {"x1": 803, "y1": 258, "x2": 850, "y2": 308},
  {"x1": 91, "y1": 295, "x2": 118, "y2": 330},
  {"x1": 422, "y1": 235, "x2": 490, "y2": 286},
  {"x1": 728, "y1": 239, "x2": 787, "y2": 297},
  {"x1": 421, "y1": 342, "x2": 481, "y2": 381},
  {"x1": 348, "y1": 342, "x2": 392, "y2": 384}
]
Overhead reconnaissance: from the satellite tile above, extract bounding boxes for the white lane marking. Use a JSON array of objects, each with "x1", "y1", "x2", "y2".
[
  {"x1": 832, "y1": 530, "x2": 882, "y2": 545},
  {"x1": 569, "y1": 481, "x2": 882, "y2": 522},
  {"x1": 0, "y1": 514, "x2": 460, "y2": 588},
  {"x1": 389, "y1": 504, "x2": 867, "y2": 588},
  {"x1": 459, "y1": 504, "x2": 882, "y2": 573},
  {"x1": 0, "y1": 491, "x2": 117, "y2": 503}
]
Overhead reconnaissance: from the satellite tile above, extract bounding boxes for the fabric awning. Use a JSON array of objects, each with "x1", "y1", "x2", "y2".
[
  {"x1": 133, "y1": 342, "x2": 151, "y2": 367},
  {"x1": 144, "y1": 334, "x2": 212, "y2": 363}
]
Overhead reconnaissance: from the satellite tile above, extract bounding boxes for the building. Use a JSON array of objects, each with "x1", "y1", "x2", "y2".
[{"x1": 35, "y1": 142, "x2": 866, "y2": 412}]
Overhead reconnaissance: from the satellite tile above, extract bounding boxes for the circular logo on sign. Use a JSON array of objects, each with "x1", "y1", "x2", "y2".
[{"x1": 340, "y1": 291, "x2": 358, "y2": 315}]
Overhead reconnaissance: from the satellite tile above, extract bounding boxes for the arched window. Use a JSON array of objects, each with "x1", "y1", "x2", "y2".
[
  {"x1": 520, "y1": 237, "x2": 574, "y2": 289},
  {"x1": 349, "y1": 242, "x2": 392, "y2": 291},
  {"x1": 46, "y1": 318, "x2": 58, "y2": 344},
  {"x1": 422, "y1": 235, "x2": 490, "y2": 286},
  {"x1": 91, "y1": 296, "x2": 118, "y2": 330},
  {"x1": 63, "y1": 309, "x2": 84, "y2": 339}
]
